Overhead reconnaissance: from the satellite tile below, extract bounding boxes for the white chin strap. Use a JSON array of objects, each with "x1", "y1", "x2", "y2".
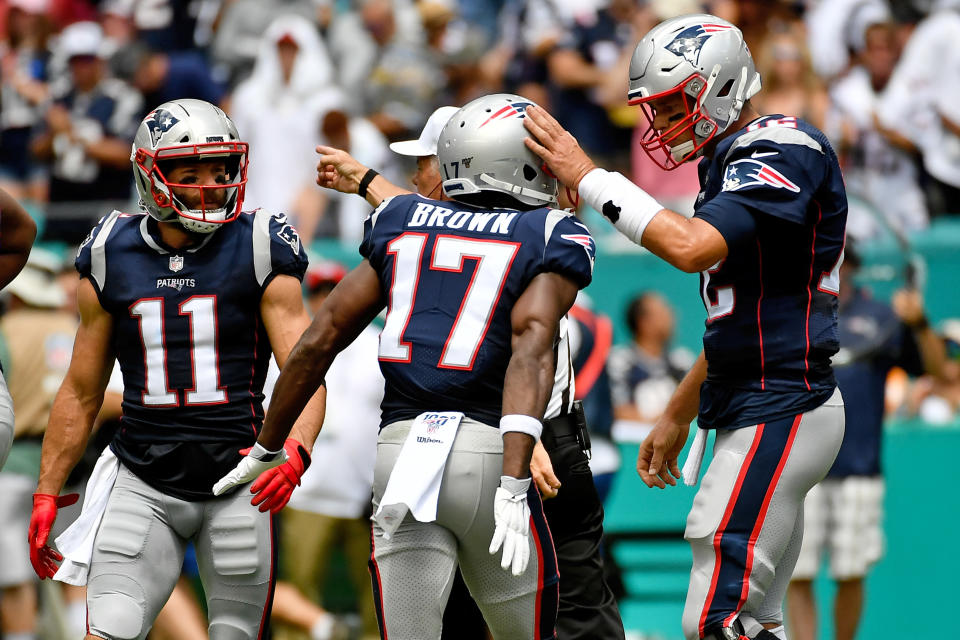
[
  {"x1": 670, "y1": 140, "x2": 696, "y2": 162},
  {"x1": 478, "y1": 173, "x2": 555, "y2": 205}
]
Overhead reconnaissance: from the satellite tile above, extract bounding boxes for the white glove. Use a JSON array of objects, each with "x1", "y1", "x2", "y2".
[
  {"x1": 488, "y1": 475, "x2": 532, "y2": 576},
  {"x1": 212, "y1": 443, "x2": 288, "y2": 496}
]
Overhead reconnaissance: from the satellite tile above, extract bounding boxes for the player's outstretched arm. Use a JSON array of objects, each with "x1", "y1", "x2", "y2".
[
  {"x1": 0, "y1": 188, "x2": 37, "y2": 290},
  {"x1": 245, "y1": 274, "x2": 330, "y2": 513},
  {"x1": 523, "y1": 105, "x2": 728, "y2": 273},
  {"x1": 637, "y1": 351, "x2": 706, "y2": 489},
  {"x1": 490, "y1": 271, "x2": 580, "y2": 576},
  {"x1": 315, "y1": 145, "x2": 410, "y2": 208},
  {"x1": 213, "y1": 260, "x2": 386, "y2": 496},
  {"x1": 31, "y1": 278, "x2": 114, "y2": 578}
]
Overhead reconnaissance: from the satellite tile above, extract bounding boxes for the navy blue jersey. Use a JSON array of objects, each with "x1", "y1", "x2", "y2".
[
  {"x1": 830, "y1": 288, "x2": 922, "y2": 477},
  {"x1": 693, "y1": 115, "x2": 847, "y2": 429},
  {"x1": 360, "y1": 194, "x2": 595, "y2": 427},
  {"x1": 76, "y1": 209, "x2": 307, "y2": 500}
]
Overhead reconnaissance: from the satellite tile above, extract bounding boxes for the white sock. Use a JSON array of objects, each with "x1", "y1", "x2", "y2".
[
  {"x1": 766, "y1": 624, "x2": 787, "y2": 639},
  {"x1": 310, "y1": 612, "x2": 336, "y2": 640}
]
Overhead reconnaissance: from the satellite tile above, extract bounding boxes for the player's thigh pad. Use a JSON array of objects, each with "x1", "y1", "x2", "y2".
[
  {"x1": 195, "y1": 485, "x2": 275, "y2": 640},
  {"x1": 826, "y1": 476, "x2": 884, "y2": 579},
  {"x1": 88, "y1": 466, "x2": 197, "y2": 640},
  {"x1": 682, "y1": 390, "x2": 844, "y2": 639},
  {"x1": 0, "y1": 373, "x2": 12, "y2": 470},
  {"x1": 791, "y1": 481, "x2": 828, "y2": 580},
  {"x1": 372, "y1": 421, "x2": 461, "y2": 639},
  {"x1": 0, "y1": 472, "x2": 36, "y2": 586}
]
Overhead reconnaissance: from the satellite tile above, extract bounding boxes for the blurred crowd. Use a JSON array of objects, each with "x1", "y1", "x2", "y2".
[
  {"x1": 3, "y1": 0, "x2": 960, "y2": 638},
  {"x1": 0, "y1": 0, "x2": 958, "y2": 246}
]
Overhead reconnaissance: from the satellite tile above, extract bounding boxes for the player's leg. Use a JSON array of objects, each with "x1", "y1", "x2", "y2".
[
  {"x1": 681, "y1": 390, "x2": 844, "y2": 640},
  {"x1": 86, "y1": 466, "x2": 194, "y2": 640},
  {"x1": 827, "y1": 476, "x2": 883, "y2": 640},
  {"x1": 0, "y1": 470, "x2": 40, "y2": 638},
  {"x1": 196, "y1": 485, "x2": 276, "y2": 640},
  {"x1": 0, "y1": 372, "x2": 13, "y2": 469},
  {"x1": 540, "y1": 433, "x2": 624, "y2": 640},
  {"x1": 447, "y1": 421, "x2": 559, "y2": 640},
  {"x1": 342, "y1": 517, "x2": 381, "y2": 640},
  {"x1": 371, "y1": 420, "x2": 460, "y2": 639},
  {"x1": 785, "y1": 481, "x2": 829, "y2": 640}
]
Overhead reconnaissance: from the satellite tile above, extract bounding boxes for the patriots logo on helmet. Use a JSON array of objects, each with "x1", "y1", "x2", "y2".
[
  {"x1": 665, "y1": 23, "x2": 733, "y2": 65},
  {"x1": 722, "y1": 158, "x2": 800, "y2": 193},
  {"x1": 145, "y1": 108, "x2": 180, "y2": 147},
  {"x1": 479, "y1": 101, "x2": 533, "y2": 128}
]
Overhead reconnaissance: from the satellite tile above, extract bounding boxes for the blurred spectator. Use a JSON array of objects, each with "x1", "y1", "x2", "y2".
[
  {"x1": 805, "y1": 0, "x2": 891, "y2": 81},
  {"x1": 903, "y1": 319, "x2": 960, "y2": 423},
  {"x1": 210, "y1": 0, "x2": 317, "y2": 83},
  {"x1": 545, "y1": 0, "x2": 641, "y2": 169},
  {"x1": 270, "y1": 261, "x2": 383, "y2": 640},
  {"x1": 787, "y1": 245, "x2": 948, "y2": 640},
  {"x1": 0, "y1": 0, "x2": 54, "y2": 202},
  {"x1": 229, "y1": 13, "x2": 341, "y2": 236},
  {"x1": 753, "y1": 30, "x2": 829, "y2": 131},
  {"x1": 358, "y1": 0, "x2": 443, "y2": 139},
  {"x1": 827, "y1": 19, "x2": 928, "y2": 240},
  {"x1": 100, "y1": 0, "x2": 199, "y2": 52},
  {"x1": 608, "y1": 292, "x2": 692, "y2": 439},
  {"x1": 310, "y1": 109, "x2": 400, "y2": 244},
  {"x1": 30, "y1": 21, "x2": 142, "y2": 243},
  {"x1": 0, "y1": 247, "x2": 76, "y2": 640},
  {"x1": 326, "y1": 0, "x2": 428, "y2": 127},
  {"x1": 112, "y1": 41, "x2": 226, "y2": 114},
  {"x1": 878, "y1": 1, "x2": 960, "y2": 216}
]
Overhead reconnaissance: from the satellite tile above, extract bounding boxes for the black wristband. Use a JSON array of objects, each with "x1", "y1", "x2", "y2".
[{"x1": 358, "y1": 168, "x2": 379, "y2": 198}]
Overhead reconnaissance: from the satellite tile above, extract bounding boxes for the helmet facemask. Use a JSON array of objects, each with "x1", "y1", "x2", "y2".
[
  {"x1": 134, "y1": 141, "x2": 249, "y2": 234},
  {"x1": 632, "y1": 73, "x2": 719, "y2": 170}
]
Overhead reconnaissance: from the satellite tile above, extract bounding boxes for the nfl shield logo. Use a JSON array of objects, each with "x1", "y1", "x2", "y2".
[{"x1": 169, "y1": 255, "x2": 184, "y2": 272}]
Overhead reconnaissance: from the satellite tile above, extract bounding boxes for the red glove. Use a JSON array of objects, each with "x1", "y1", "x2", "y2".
[
  {"x1": 28, "y1": 492, "x2": 79, "y2": 579},
  {"x1": 246, "y1": 439, "x2": 311, "y2": 514}
]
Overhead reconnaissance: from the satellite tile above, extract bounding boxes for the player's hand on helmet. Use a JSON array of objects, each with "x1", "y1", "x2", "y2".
[
  {"x1": 247, "y1": 438, "x2": 311, "y2": 513},
  {"x1": 212, "y1": 442, "x2": 288, "y2": 497},
  {"x1": 315, "y1": 145, "x2": 369, "y2": 195},
  {"x1": 489, "y1": 475, "x2": 532, "y2": 576},
  {"x1": 530, "y1": 441, "x2": 560, "y2": 500},
  {"x1": 28, "y1": 492, "x2": 79, "y2": 579},
  {"x1": 522, "y1": 105, "x2": 597, "y2": 191},
  {"x1": 637, "y1": 417, "x2": 689, "y2": 489}
]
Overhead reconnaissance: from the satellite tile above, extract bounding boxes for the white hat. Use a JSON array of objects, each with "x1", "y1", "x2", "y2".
[
  {"x1": 58, "y1": 21, "x2": 105, "y2": 59},
  {"x1": 389, "y1": 106, "x2": 459, "y2": 157},
  {"x1": 6, "y1": 248, "x2": 66, "y2": 309}
]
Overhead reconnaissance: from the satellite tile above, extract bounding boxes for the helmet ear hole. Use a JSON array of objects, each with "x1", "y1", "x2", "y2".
[{"x1": 523, "y1": 164, "x2": 538, "y2": 181}]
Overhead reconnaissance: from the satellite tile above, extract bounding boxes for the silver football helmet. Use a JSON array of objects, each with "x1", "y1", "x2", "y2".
[
  {"x1": 438, "y1": 94, "x2": 557, "y2": 209},
  {"x1": 131, "y1": 99, "x2": 248, "y2": 233},
  {"x1": 628, "y1": 14, "x2": 761, "y2": 170}
]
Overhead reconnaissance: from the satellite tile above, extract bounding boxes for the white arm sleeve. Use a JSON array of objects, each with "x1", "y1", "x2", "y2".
[{"x1": 578, "y1": 168, "x2": 665, "y2": 246}]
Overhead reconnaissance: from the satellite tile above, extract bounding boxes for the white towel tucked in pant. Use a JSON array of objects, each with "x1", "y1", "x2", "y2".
[
  {"x1": 54, "y1": 448, "x2": 120, "y2": 585},
  {"x1": 374, "y1": 412, "x2": 462, "y2": 539}
]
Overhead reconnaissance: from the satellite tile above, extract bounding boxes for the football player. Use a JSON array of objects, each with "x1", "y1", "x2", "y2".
[
  {"x1": 523, "y1": 14, "x2": 847, "y2": 640},
  {"x1": 216, "y1": 93, "x2": 596, "y2": 639},
  {"x1": 27, "y1": 98, "x2": 325, "y2": 640},
  {"x1": 311, "y1": 104, "x2": 625, "y2": 640},
  {"x1": 0, "y1": 188, "x2": 37, "y2": 469}
]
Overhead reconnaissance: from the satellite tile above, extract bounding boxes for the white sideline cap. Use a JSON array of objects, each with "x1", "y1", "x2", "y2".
[{"x1": 389, "y1": 106, "x2": 459, "y2": 157}]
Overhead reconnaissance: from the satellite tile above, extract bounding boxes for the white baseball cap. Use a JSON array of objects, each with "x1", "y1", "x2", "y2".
[
  {"x1": 389, "y1": 106, "x2": 459, "y2": 157},
  {"x1": 58, "y1": 21, "x2": 105, "y2": 59},
  {"x1": 6, "y1": 248, "x2": 66, "y2": 309}
]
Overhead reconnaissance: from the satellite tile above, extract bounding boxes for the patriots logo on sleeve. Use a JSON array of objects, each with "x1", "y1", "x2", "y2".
[
  {"x1": 276, "y1": 224, "x2": 301, "y2": 255},
  {"x1": 479, "y1": 101, "x2": 533, "y2": 128},
  {"x1": 721, "y1": 158, "x2": 800, "y2": 193},
  {"x1": 665, "y1": 23, "x2": 733, "y2": 65},
  {"x1": 561, "y1": 232, "x2": 596, "y2": 269}
]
